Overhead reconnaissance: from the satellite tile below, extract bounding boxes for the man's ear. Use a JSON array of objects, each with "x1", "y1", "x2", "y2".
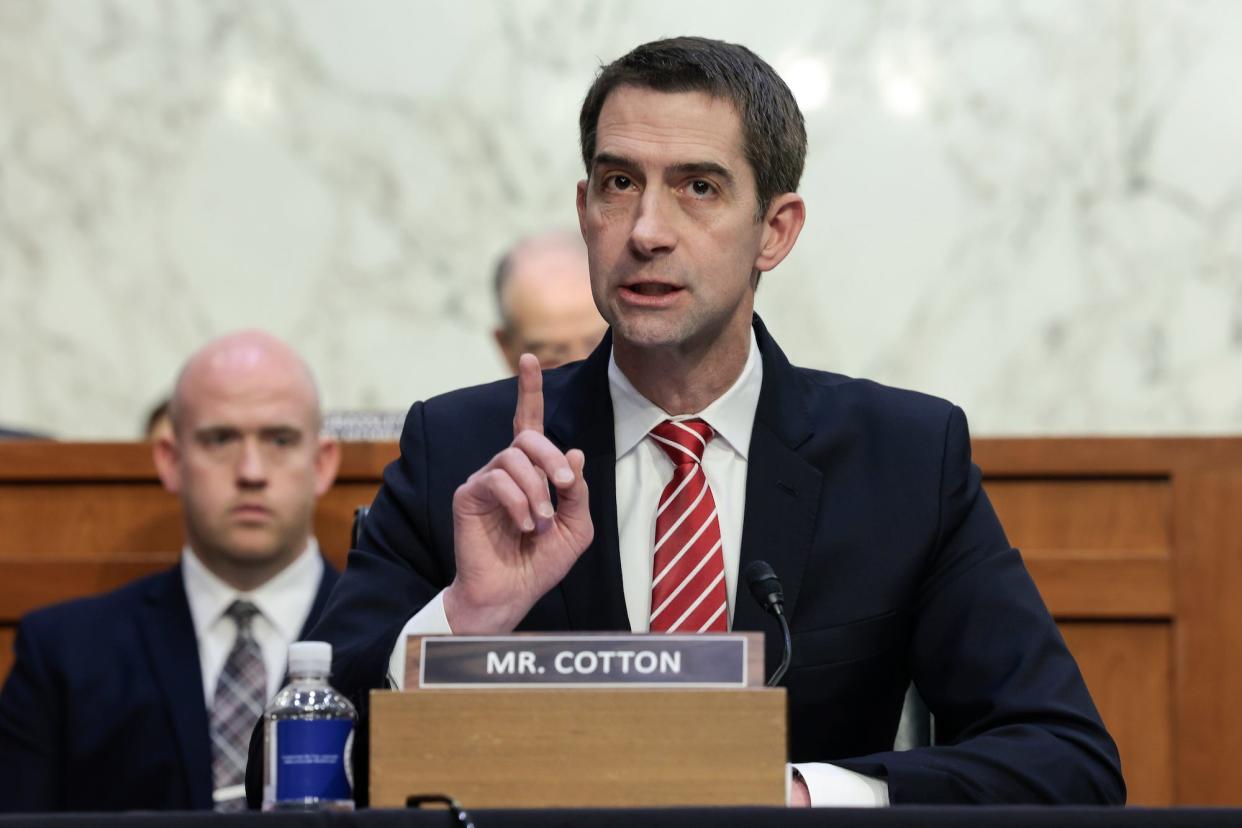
[
  {"x1": 313, "y1": 436, "x2": 342, "y2": 496},
  {"x1": 152, "y1": 435, "x2": 181, "y2": 494},
  {"x1": 494, "y1": 327, "x2": 519, "y2": 375},
  {"x1": 754, "y1": 193, "x2": 806, "y2": 275},
  {"x1": 576, "y1": 179, "x2": 589, "y2": 237}
]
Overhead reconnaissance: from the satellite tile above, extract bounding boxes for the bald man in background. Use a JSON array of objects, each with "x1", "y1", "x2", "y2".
[
  {"x1": 493, "y1": 230, "x2": 608, "y2": 373},
  {"x1": 0, "y1": 331, "x2": 341, "y2": 812}
]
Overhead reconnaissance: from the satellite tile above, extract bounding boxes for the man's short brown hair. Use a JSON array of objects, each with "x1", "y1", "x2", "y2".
[{"x1": 579, "y1": 36, "x2": 807, "y2": 219}]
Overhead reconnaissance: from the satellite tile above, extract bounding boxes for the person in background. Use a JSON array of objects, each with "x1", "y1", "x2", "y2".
[
  {"x1": 0, "y1": 427, "x2": 45, "y2": 439},
  {"x1": 145, "y1": 396, "x2": 174, "y2": 442},
  {"x1": 493, "y1": 230, "x2": 608, "y2": 373},
  {"x1": 0, "y1": 330, "x2": 341, "y2": 812}
]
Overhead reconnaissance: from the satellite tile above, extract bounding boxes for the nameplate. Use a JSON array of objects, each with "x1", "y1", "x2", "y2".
[{"x1": 405, "y1": 633, "x2": 763, "y2": 689}]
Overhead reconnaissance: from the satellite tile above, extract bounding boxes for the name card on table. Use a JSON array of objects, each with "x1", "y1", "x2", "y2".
[{"x1": 404, "y1": 633, "x2": 765, "y2": 689}]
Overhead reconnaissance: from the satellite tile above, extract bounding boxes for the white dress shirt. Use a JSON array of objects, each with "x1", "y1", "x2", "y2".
[
  {"x1": 609, "y1": 333, "x2": 758, "y2": 633},
  {"x1": 386, "y1": 331, "x2": 888, "y2": 806},
  {"x1": 182, "y1": 541, "x2": 325, "y2": 704}
]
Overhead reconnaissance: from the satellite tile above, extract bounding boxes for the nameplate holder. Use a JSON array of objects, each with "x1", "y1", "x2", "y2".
[{"x1": 404, "y1": 632, "x2": 764, "y2": 689}]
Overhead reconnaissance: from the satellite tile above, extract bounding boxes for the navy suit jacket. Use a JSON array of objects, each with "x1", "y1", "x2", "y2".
[
  {"x1": 304, "y1": 317, "x2": 1124, "y2": 805},
  {"x1": 0, "y1": 427, "x2": 47, "y2": 440},
  {"x1": 0, "y1": 560, "x2": 338, "y2": 812}
]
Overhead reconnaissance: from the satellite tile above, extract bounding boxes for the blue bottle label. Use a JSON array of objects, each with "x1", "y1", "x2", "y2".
[{"x1": 274, "y1": 719, "x2": 353, "y2": 802}]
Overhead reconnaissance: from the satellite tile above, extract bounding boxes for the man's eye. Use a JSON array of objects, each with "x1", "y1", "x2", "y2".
[
  {"x1": 200, "y1": 432, "x2": 235, "y2": 448},
  {"x1": 607, "y1": 175, "x2": 633, "y2": 191},
  {"x1": 265, "y1": 430, "x2": 301, "y2": 448},
  {"x1": 689, "y1": 180, "x2": 715, "y2": 197}
]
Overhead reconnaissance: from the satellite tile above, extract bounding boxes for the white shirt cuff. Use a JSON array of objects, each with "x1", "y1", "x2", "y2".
[
  {"x1": 385, "y1": 590, "x2": 453, "y2": 690},
  {"x1": 790, "y1": 762, "x2": 890, "y2": 807}
]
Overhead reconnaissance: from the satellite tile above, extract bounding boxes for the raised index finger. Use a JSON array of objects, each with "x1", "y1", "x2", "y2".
[{"x1": 513, "y1": 353, "x2": 544, "y2": 438}]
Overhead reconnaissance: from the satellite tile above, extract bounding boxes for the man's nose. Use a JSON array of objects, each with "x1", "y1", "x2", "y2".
[
  {"x1": 629, "y1": 189, "x2": 677, "y2": 257},
  {"x1": 235, "y1": 438, "x2": 268, "y2": 486}
]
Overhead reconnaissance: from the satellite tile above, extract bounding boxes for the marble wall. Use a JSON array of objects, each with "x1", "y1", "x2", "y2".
[{"x1": 1, "y1": 0, "x2": 1239, "y2": 438}]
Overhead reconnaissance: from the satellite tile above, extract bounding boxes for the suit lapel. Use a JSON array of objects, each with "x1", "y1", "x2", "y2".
[
  {"x1": 546, "y1": 332, "x2": 629, "y2": 631},
  {"x1": 300, "y1": 563, "x2": 340, "y2": 637},
  {"x1": 732, "y1": 318, "x2": 824, "y2": 677},
  {"x1": 138, "y1": 567, "x2": 214, "y2": 810}
]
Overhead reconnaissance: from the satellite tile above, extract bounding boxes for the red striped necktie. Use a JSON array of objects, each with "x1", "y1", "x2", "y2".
[{"x1": 648, "y1": 419, "x2": 729, "y2": 633}]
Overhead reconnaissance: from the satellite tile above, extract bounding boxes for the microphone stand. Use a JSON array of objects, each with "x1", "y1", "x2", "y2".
[
  {"x1": 767, "y1": 608, "x2": 791, "y2": 688},
  {"x1": 743, "y1": 560, "x2": 793, "y2": 688}
]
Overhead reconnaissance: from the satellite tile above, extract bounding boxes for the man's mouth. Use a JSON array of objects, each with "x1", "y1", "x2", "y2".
[
  {"x1": 630, "y1": 283, "x2": 680, "y2": 296},
  {"x1": 626, "y1": 282, "x2": 680, "y2": 296}
]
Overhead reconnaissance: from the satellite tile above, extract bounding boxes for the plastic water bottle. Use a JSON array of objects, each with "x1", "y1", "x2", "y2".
[{"x1": 262, "y1": 641, "x2": 357, "y2": 811}]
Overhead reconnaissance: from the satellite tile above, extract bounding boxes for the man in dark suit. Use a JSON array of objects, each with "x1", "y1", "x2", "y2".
[
  {"x1": 300, "y1": 37, "x2": 1124, "y2": 805},
  {"x1": 0, "y1": 426, "x2": 47, "y2": 439},
  {"x1": 0, "y1": 331, "x2": 342, "y2": 812}
]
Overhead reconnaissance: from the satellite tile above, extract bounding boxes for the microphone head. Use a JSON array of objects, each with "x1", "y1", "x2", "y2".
[{"x1": 743, "y1": 560, "x2": 784, "y2": 612}]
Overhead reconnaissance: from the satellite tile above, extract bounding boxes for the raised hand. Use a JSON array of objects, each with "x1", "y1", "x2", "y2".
[{"x1": 443, "y1": 353, "x2": 594, "y2": 633}]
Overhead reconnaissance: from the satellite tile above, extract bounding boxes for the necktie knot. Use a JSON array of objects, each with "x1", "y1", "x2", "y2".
[
  {"x1": 650, "y1": 419, "x2": 714, "y2": 467},
  {"x1": 225, "y1": 599, "x2": 260, "y2": 634}
]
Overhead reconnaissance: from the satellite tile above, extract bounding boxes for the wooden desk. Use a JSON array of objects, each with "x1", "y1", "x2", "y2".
[{"x1": 1, "y1": 438, "x2": 1240, "y2": 805}]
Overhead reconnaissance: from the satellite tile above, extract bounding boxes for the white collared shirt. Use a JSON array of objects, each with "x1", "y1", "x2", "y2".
[
  {"x1": 608, "y1": 329, "x2": 761, "y2": 632},
  {"x1": 386, "y1": 331, "x2": 887, "y2": 806},
  {"x1": 182, "y1": 541, "x2": 324, "y2": 704}
]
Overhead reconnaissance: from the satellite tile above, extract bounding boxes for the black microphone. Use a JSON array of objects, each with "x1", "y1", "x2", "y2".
[{"x1": 743, "y1": 560, "x2": 791, "y2": 687}]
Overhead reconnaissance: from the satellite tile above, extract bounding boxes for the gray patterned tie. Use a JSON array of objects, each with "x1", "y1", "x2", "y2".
[{"x1": 211, "y1": 600, "x2": 267, "y2": 812}]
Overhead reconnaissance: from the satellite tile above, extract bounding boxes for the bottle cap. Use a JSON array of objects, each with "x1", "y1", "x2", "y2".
[{"x1": 288, "y1": 641, "x2": 332, "y2": 675}]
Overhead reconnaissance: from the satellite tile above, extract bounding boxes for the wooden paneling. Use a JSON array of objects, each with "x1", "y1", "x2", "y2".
[
  {"x1": 0, "y1": 628, "x2": 14, "y2": 688},
  {"x1": 0, "y1": 484, "x2": 183, "y2": 558},
  {"x1": 1028, "y1": 557, "x2": 1172, "y2": 618},
  {"x1": 0, "y1": 560, "x2": 171, "y2": 622},
  {"x1": 975, "y1": 440, "x2": 1242, "y2": 804},
  {"x1": 313, "y1": 482, "x2": 387, "y2": 569},
  {"x1": 0, "y1": 440, "x2": 398, "y2": 481},
  {"x1": 0, "y1": 441, "x2": 397, "y2": 695},
  {"x1": 986, "y1": 478, "x2": 1173, "y2": 619},
  {"x1": 987, "y1": 479, "x2": 1170, "y2": 557},
  {"x1": 1060, "y1": 622, "x2": 1173, "y2": 806},
  {"x1": 987, "y1": 466, "x2": 1178, "y2": 797},
  {"x1": 1172, "y1": 470, "x2": 1242, "y2": 804},
  {"x1": 975, "y1": 438, "x2": 1242, "y2": 476},
  {"x1": 0, "y1": 485, "x2": 379, "y2": 622},
  {"x1": 0, "y1": 457, "x2": 390, "y2": 566}
]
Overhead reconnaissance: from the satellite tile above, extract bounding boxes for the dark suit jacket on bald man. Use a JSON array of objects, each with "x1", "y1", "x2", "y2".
[
  {"x1": 298, "y1": 316, "x2": 1124, "y2": 805},
  {"x1": 0, "y1": 563, "x2": 339, "y2": 812}
]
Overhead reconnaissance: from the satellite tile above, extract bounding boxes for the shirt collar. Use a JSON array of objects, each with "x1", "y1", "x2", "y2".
[
  {"x1": 181, "y1": 539, "x2": 324, "y2": 642},
  {"x1": 608, "y1": 327, "x2": 763, "y2": 461}
]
